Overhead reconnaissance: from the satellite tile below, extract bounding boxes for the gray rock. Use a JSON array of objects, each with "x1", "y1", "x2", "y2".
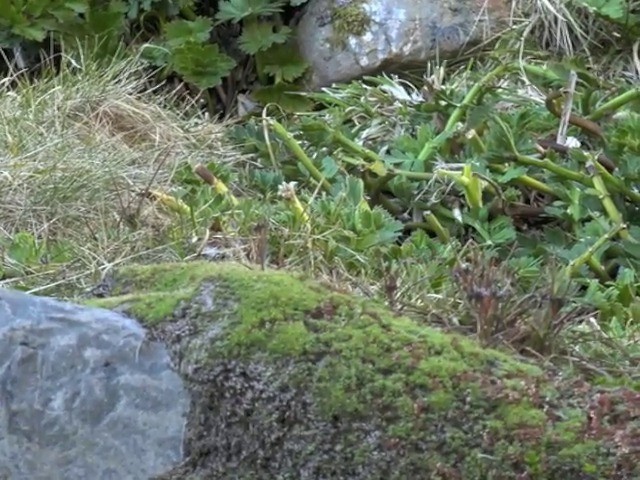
[
  {"x1": 296, "y1": 0, "x2": 510, "y2": 87},
  {"x1": 0, "y1": 288, "x2": 189, "y2": 480}
]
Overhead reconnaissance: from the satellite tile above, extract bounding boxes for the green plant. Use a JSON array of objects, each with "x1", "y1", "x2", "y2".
[
  {"x1": 1, "y1": 0, "x2": 312, "y2": 115},
  {"x1": 224, "y1": 56, "x2": 640, "y2": 366},
  {"x1": 574, "y1": 0, "x2": 640, "y2": 36},
  {"x1": 0, "y1": 0, "x2": 90, "y2": 44},
  {"x1": 0, "y1": 47, "x2": 244, "y2": 294},
  {"x1": 138, "y1": 0, "x2": 311, "y2": 113}
]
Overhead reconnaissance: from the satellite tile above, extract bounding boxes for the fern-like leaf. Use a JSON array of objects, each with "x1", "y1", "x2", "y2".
[
  {"x1": 239, "y1": 22, "x2": 291, "y2": 54},
  {"x1": 215, "y1": 0, "x2": 286, "y2": 24},
  {"x1": 171, "y1": 42, "x2": 237, "y2": 90},
  {"x1": 164, "y1": 18, "x2": 213, "y2": 48},
  {"x1": 257, "y1": 42, "x2": 308, "y2": 82}
]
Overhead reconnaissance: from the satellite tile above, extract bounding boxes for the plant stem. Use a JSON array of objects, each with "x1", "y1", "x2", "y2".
[
  {"x1": 588, "y1": 88, "x2": 640, "y2": 122},
  {"x1": 512, "y1": 154, "x2": 591, "y2": 186},
  {"x1": 588, "y1": 160, "x2": 630, "y2": 241},
  {"x1": 487, "y1": 164, "x2": 556, "y2": 196},
  {"x1": 417, "y1": 63, "x2": 513, "y2": 163},
  {"x1": 423, "y1": 211, "x2": 450, "y2": 242},
  {"x1": 328, "y1": 127, "x2": 384, "y2": 165},
  {"x1": 565, "y1": 222, "x2": 625, "y2": 278},
  {"x1": 268, "y1": 118, "x2": 332, "y2": 192}
]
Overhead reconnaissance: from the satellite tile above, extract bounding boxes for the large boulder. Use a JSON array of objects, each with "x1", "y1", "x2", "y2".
[
  {"x1": 295, "y1": 0, "x2": 512, "y2": 87},
  {"x1": 0, "y1": 288, "x2": 189, "y2": 479},
  {"x1": 85, "y1": 261, "x2": 639, "y2": 479}
]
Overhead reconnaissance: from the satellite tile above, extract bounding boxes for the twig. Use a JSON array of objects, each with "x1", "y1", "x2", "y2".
[
  {"x1": 556, "y1": 70, "x2": 577, "y2": 146},
  {"x1": 633, "y1": 40, "x2": 640, "y2": 80}
]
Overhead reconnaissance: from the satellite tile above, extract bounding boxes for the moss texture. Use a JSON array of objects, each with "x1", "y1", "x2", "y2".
[
  {"x1": 329, "y1": 0, "x2": 371, "y2": 49},
  {"x1": 88, "y1": 261, "x2": 639, "y2": 479}
]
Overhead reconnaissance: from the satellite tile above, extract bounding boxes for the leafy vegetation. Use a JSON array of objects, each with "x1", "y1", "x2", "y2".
[
  {"x1": 1, "y1": 0, "x2": 313, "y2": 115},
  {"x1": 1, "y1": 0, "x2": 639, "y2": 393},
  {"x1": 0, "y1": 3, "x2": 639, "y2": 477},
  {"x1": 2, "y1": 0, "x2": 639, "y2": 116}
]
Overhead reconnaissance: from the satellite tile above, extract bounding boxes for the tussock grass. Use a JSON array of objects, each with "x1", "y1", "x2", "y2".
[
  {"x1": 0, "y1": 48, "x2": 246, "y2": 294},
  {"x1": 494, "y1": 0, "x2": 637, "y2": 80},
  {"x1": 511, "y1": 0, "x2": 598, "y2": 54}
]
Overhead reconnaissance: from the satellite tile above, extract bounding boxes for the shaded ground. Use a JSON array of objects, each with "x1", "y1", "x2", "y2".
[{"x1": 87, "y1": 261, "x2": 640, "y2": 479}]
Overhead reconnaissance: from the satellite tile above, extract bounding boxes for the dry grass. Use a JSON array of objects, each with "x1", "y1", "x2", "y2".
[
  {"x1": 504, "y1": 0, "x2": 638, "y2": 79},
  {"x1": 0, "y1": 48, "x2": 246, "y2": 294}
]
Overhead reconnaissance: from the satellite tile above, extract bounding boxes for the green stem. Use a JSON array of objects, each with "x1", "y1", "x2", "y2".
[
  {"x1": 512, "y1": 154, "x2": 592, "y2": 186},
  {"x1": 388, "y1": 169, "x2": 434, "y2": 181},
  {"x1": 466, "y1": 127, "x2": 557, "y2": 197},
  {"x1": 520, "y1": 64, "x2": 563, "y2": 83},
  {"x1": 565, "y1": 222, "x2": 625, "y2": 278},
  {"x1": 377, "y1": 195, "x2": 402, "y2": 216},
  {"x1": 586, "y1": 257, "x2": 610, "y2": 283},
  {"x1": 593, "y1": 161, "x2": 640, "y2": 203},
  {"x1": 417, "y1": 63, "x2": 514, "y2": 163},
  {"x1": 328, "y1": 128, "x2": 384, "y2": 165},
  {"x1": 487, "y1": 164, "x2": 556, "y2": 197},
  {"x1": 179, "y1": 6, "x2": 197, "y2": 20},
  {"x1": 588, "y1": 160, "x2": 630, "y2": 241},
  {"x1": 423, "y1": 211, "x2": 450, "y2": 242},
  {"x1": 268, "y1": 119, "x2": 332, "y2": 192},
  {"x1": 588, "y1": 88, "x2": 640, "y2": 122}
]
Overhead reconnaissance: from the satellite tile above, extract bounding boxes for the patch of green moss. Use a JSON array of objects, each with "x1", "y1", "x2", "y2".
[
  {"x1": 85, "y1": 262, "x2": 220, "y2": 324},
  {"x1": 329, "y1": 0, "x2": 371, "y2": 49},
  {"x1": 499, "y1": 403, "x2": 547, "y2": 428},
  {"x1": 592, "y1": 374, "x2": 640, "y2": 391},
  {"x1": 86, "y1": 291, "x2": 193, "y2": 325},
  {"x1": 86, "y1": 261, "x2": 631, "y2": 477}
]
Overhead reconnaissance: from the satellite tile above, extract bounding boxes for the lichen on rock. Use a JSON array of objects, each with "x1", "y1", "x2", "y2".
[
  {"x1": 329, "y1": 0, "x2": 371, "y2": 49},
  {"x1": 87, "y1": 261, "x2": 640, "y2": 479}
]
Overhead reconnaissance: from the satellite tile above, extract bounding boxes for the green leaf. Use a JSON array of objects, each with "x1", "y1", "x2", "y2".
[
  {"x1": 257, "y1": 42, "x2": 309, "y2": 82},
  {"x1": 13, "y1": 24, "x2": 48, "y2": 41},
  {"x1": 238, "y1": 23, "x2": 291, "y2": 54},
  {"x1": 215, "y1": 0, "x2": 286, "y2": 24},
  {"x1": 497, "y1": 166, "x2": 527, "y2": 183},
  {"x1": 83, "y1": 3, "x2": 127, "y2": 37},
  {"x1": 345, "y1": 177, "x2": 365, "y2": 207},
  {"x1": 140, "y1": 43, "x2": 171, "y2": 67},
  {"x1": 252, "y1": 83, "x2": 314, "y2": 112},
  {"x1": 164, "y1": 17, "x2": 213, "y2": 48},
  {"x1": 578, "y1": 0, "x2": 626, "y2": 21},
  {"x1": 622, "y1": 238, "x2": 640, "y2": 260},
  {"x1": 171, "y1": 42, "x2": 237, "y2": 90},
  {"x1": 321, "y1": 156, "x2": 340, "y2": 179},
  {"x1": 65, "y1": 1, "x2": 89, "y2": 13},
  {"x1": 488, "y1": 216, "x2": 517, "y2": 245},
  {"x1": 8, "y1": 232, "x2": 39, "y2": 265}
]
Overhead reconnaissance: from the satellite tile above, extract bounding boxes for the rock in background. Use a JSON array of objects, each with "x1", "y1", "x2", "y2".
[
  {"x1": 0, "y1": 288, "x2": 189, "y2": 480},
  {"x1": 296, "y1": 0, "x2": 511, "y2": 87}
]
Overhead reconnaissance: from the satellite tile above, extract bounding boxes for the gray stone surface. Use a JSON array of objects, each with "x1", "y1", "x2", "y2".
[
  {"x1": 0, "y1": 288, "x2": 189, "y2": 480},
  {"x1": 296, "y1": 0, "x2": 510, "y2": 87}
]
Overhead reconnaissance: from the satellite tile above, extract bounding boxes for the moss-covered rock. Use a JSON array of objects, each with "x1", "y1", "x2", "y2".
[{"x1": 87, "y1": 261, "x2": 639, "y2": 479}]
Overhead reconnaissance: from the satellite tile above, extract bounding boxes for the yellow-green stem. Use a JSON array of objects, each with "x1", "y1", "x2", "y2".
[
  {"x1": 593, "y1": 161, "x2": 640, "y2": 203},
  {"x1": 424, "y1": 211, "x2": 450, "y2": 242},
  {"x1": 513, "y1": 154, "x2": 591, "y2": 186},
  {"x1": 588, "y1": 88, "x2": 640, "y2": 122},
  {"x1": 488, "y1": 164, "x2": 556, "y2": 197},
  {"x1": 268, "y1": 119, "x2": 332, "y2": 192},
  {"x1": 417, "y1": 63, "x2": 514, "y2": 163},
  {"x1": 565, "y1": 223, "x2": 625, "y2": 278},
  {"x1": 586, "y1": 257, "x2": 610, "y2": 283},
  {"x1": 588, "y1": 160, "x2": 630, "y2": 241},
  {"x1": 330, "y1": 128, "x2": 384, "y2": 165}
]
